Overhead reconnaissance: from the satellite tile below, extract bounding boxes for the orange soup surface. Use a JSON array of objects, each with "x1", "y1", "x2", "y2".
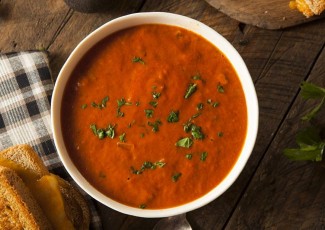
[{"x1": 61, "y1": 24, "x2": 247, "y2": 209}]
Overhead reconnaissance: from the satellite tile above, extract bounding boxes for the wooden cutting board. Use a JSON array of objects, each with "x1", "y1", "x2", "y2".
[{"x1": 205, "y1": 0, "x2": 325, "y2": 29}]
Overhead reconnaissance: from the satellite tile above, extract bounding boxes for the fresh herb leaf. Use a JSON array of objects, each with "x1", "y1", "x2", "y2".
[
  {"x1": 191, "y1": 113, "x2": 201, "y2": 119},
  {"x1": 135, "y1": 101, "x2": 140, "y2": 106},
  {"x1": 132, "y1": 56, "x2": 145, "y2": 64},
  {"x1": 148, "y1": 120, "x2": 162, "y2": 132},
  {"x1": 183, "y1": 121, "x2": 193, "y2": 133},
  {"x1": 145, "y1": 109, "x2": 154, "y2": 118},
  {"x1": 131, "y1": 161, "x2": 166, "y2": 175},
  {"x1": 192, "y1": 74, "x2": 201, "y2": 80},
  {"x1": 184, "y1": 83, "x2": 197, "y2": 99},
  {"x1": 284, "y1": 127, "x2": 324, "y2": 162},
  {"x1": 149, "y1": 101, "x2": 158, "y2": 108},
  {"x1": 119, "y1": 133, "x2": 126, "y2": 142},
  {"x1": 81, "y1": 104, "x2": 87, "y2": 109},
  {"x1": 300, "y1": 82, "x2": 325, "y2": 121},
  {"x1": 90, "y1": 124, "x2": 115, "y2": 140},
  {"x1": 152, "y1": 91, "x2": 161, "y2": 99},
  {"x1": 212, "y1": 102, "x2": 219, "y2": 107},
  {"x1": 185, "y1": 154, "x2": 192, "y2": 160},
  {"x1": 139, "y1": 204, "x2": 146, "y2": 209},
  {"x1": 200, "y1": 152, "x2": 208, "y2": 161},
  {"x1": 117, "y1": 98, "x2": 132, "y2": 117},
  {"x1": 105, "y1": 125, "x2": 115, "y2": 139},
  {"x1": 91, "y1": 96, "x2": 109, "y2": 109},
  {"x1": 176, "y1": 137, "x2": 193, "y2": 148},
  {"x1": 218, "y1": 132, "x2": 224, "y2": 137},
  {"x1": 167, "y1": 110, "x2": 179, "y2": 123},
  {"x1": 217, "y1": 84, "x2": 225, "y2": 93},
  {"x1": 172, "y1": 172, "x2": 182, "y2": 182},
  {"x1": 197, "y1": 103, "x2": 204, "y2": 110},
  {"x1": 191, "y1": 124, "x2": 204, "y2": 140}
]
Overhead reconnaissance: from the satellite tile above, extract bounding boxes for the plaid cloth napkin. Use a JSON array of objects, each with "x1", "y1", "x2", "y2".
[{"x1": 0, "y1": 51, "x2": 102, "y2": 229}]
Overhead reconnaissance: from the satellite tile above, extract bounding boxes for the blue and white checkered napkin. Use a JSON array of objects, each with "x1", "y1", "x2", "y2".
[{"x1": 0, "y1": 51, "x2": 102, "y2": 229}]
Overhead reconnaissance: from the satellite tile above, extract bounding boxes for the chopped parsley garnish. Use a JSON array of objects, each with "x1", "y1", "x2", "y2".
[
  {"x1": 185, "y1": 154, "x2": 192, "y2": 160},
  {"x1": 91, "y1": 96, "x2": 109, "y2": 109},
  {"x1": 145, "y1": 109, "x2": 154, "y2": 118},
  {"x1": 131, "y1": 161, "x2": 166, "y2": 175},
  {"x1": 191, "y1": 124, "x2": 204, "y2": 140},
  {"x1": 152, "y1": 91, "x2": 161, "y2": 99},
  {"x1": 176, "y1": 137, "x2": 193, "y2": 148},
  {"x1": 81, "y1": 104, "x2": 87, "y2": 109},
  {"x1": 117, "y1": 98, "x2": 132, "y2": 117},
  {"x1": 139, "y1": 204, "x2": 146, "y2": 209},
  {"x1": 140, "y1": 133, "x2": 145, "y2": 138},
  {"x1": 184, "y1": 83, "x2": 197, "y2": 99},
  {"x1": 149, "y1": 101, "x2": 158, "y2": 108},
  {"x1": 119, "y1": 133, "x2": 126, "y2": 142},
  {"x1": 183, "y1": 121, "x2": 193, "y2": 133},
  {"x1": 167, "y1": 110, "x2": 179, "y2": 123},
  {"x1": 192, "y1": 74, "x2": 201, "y2": 80},
  {"x1": 217, "y1": 84, "x2": 225, "y2": 93},
  {"x1": 191, "y1": 113, "x2": 201, "y2": 119},
  {"x1": 172, "y1": 172, "x2": 182, "y2": 182},
  {"x1": 135, "y1": 101, "x2": 140, "y2": 106},
  {"x1": 148, "y1": 120, "x2": 162, "y2": 132},
  {"x1": 200, "y1": 152, "x2": 208, "y2": 161},
  {"x1": 90, "y1": 124, "x2": 116, "y2": 140},
  {"x1": 197, "y1": 103, "x2": 204, "y2": 110},
  {"x1": 132, "y1": 56, "x2": 145, "y2": 64},
  {"x1": 218, "y1": 132, "x2": 224, "y2": 137}
]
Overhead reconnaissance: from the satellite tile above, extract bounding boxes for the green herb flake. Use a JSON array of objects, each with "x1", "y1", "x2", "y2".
[
  {"x1": 135, "y1": 101, "x2": 140, "y2": 106},
  {"x1": 183, "y1": 121, "x2": 192, "y2": 133},
  {"x1": 91, "y1": 96, "x2": 109, "y2": 109},
  {"x1": 217, "y1": 84, "x2": 225, "y2": 93},
  {"x1": 117, "y1": 98, "x2": 132, "y2": 117},
  {"x1": 185, "y1": 154, "x2": 192, "y2": 160},
  {"x1": 191, "y1": 124, "x2": 204, "y2": 140},
  {"x1": 132, "y1": 56, "x2": 145, "y2": 64},
  {"x1": 119, "y1": 133, "x2": 126, "y2": 142},
  {"x1": 139, "y1": 204, "x2": 146, "y2": 209},
  {"x1": 218, "y1": 132, "x2": 224, "y2": 137},
  {"x1": 149, "y1": 101, "x2": 158, "y2": 108},
  {"x1": 176, "y1": 137, "x2": 193, "y2": 148},
  {"x1": 140, "y1": 133, "x2": 145, "y2": 138},
  {"x1": 184, "y1": 83, "x2": 197, "y2": 99},
  {"x1": 145, "y1": 109, "x2": 154, "y2": 118},
  {"x1": 172, "y1": 172, "x2": 182, "y2": 182},
  {"x1": 192, "y1": 74, "x2": 201, "y2": 80},
  {"x1": 197, "y1": 103, "x2": 204, "y2": 110},
  {"x1": 148, "y1": 120, "x2": 162, "y2": 132},
  {"x1": 152, "y1": 91, "x2": 161, "y2": 99},
  {"x1": 212, "y1": 102, "x2": 220, "y2": 107},
  {"x1": 167, "y1": 110, "x2": 179, "y2": 123},
  {"x1": 200, "y1": 152, "x2": 208, "y2": 161},
  {"x1": 284, "y1": 127, "x2": 324, "y2": 162},
  {"x1": 81, "y1": 104, "x2": 87, "y2": 109},
  {"x1": 131, "y1": 160, "x2": 166, "y2": 175},
  {"x1": 106, "y1": 125, "x2": 115, "y2": 139}
]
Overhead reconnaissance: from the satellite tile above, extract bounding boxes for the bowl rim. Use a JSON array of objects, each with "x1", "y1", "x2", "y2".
[{"x1": 51, "y1": 12, "x2": 259, "y2": 218}]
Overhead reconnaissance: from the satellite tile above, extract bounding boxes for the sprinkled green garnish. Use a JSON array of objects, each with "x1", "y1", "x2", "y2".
[
  {"x1": 149, "y1": 101, "x2": 158, "y2": 108},
  {"x1": 192, "y1": 74, "x2": 201, "y2": 80},
  {"x1": 90, "y1": 124, "x2": 115, "y2": 140},
  {"x1": 145, "y1": 109, "x2": 154, "y2": 118},
  {"x1": 184, "y1": 83, "x2": 197, "y2": 99},
  {"x1": 117, "y1": 98, "x2": 132, "y2": 117},
  {"x1": 172, "y1": 172, "x2": 182, "y2": 182},
  {"x1": 191, "y1": 124, "x2": 204, "y2": 140},
  {"x1": 197, "y1": 103, "x2": 204, "y2": 110},
  {"x1": 218, "y1": 132, "x2": 224, "y2": 137},
  {"x1": 139, "y1": 204, "x2": 146, "y2": 209},
  {"x1": 152, "y1": 91, "x2": 161, "y2": 99},
  {"x1": 212, "y1": 102, "x2": 219, "y2": 107},
  {"x1": 200, "y1": 152, "x2": 208, "y2": 161},
  {"x1": 91, "y1": 96, "x2": 109, "y2": 109},
  {"x1": 140, "y1": 133, "x2": 145, "y2": 138},
  {"x1": 81, "y1": 104, "x2": 87, "y2": 109},
  {"x1": 135, "y1": 101, "x2": 140, "y2": 106},
  {"x1": 185, "y1": 154, "x2": 192, "y2": 160},
  {"x1": 176, "y1": 137, "x2": 193, "y2": 148},
  {"x1": 167, "y1": 110, "x2": 179, "y2": 123},
  {"x1": 148, "y1": 120, "x2": 162, "y2": 132},
  {"x1": 131, "y1": 161, "x2": 166, "y2": 175},
  {"x1": 217, "y1": 84, "x2": 225, "y2": 93},
  {"x1": 119, "y1": 133, "x2": 126, "y2": 142},
  {"x1": 132, "y1": 56, "x2": 145, "y2": 64}
]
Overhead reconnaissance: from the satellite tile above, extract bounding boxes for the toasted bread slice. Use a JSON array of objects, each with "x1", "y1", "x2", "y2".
[
  {"x1": 289, "y1": 0, "x2": 325, "y2": 17},
  {"x1": 0, "y1": 145, "x2": 91, "y2": 229},
  {"x1": 0, "y1": 144, "x2": 49, "y2": 178},
  {"x1": 0, "y1": 166, "x2": 52, "y2": 230}
]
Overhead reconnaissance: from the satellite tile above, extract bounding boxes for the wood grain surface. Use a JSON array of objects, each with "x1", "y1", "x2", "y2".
[
  {"x1": 0, "y1": 0, "x2": 324, "y2": 229},
  {"x1": 205, "y1": 0, "x2": 325, "y2": 29}
]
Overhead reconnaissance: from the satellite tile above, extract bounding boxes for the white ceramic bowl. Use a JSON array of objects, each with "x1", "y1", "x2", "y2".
[{"x1": 51, "y1": 12, "x2": 259, "y2": 218}]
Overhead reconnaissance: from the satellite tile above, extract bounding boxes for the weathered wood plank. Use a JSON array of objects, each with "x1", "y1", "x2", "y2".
[
  {"x1": 0, "y1": 0, "x2": 69, "y2": 52},
  {"x1": 225, "y1": 46, "x2": 325, "y2": 229},
  {"x1": 48, "y1": 0, "x2": 145, "y2": 80}
]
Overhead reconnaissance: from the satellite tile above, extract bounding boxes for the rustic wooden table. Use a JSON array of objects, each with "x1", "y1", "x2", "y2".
[{"x1": 1, "y1": 0, "x2": 324, "y2": 229}]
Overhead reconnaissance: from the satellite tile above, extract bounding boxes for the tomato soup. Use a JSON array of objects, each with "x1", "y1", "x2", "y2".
[{"x1": 61, "y1": 24, "x2": 247, "y2": 209}]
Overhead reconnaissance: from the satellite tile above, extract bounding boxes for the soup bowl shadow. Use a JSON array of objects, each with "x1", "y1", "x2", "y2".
[{"x1": 51, "y1": 12, "x2": 259, "y2": 218}]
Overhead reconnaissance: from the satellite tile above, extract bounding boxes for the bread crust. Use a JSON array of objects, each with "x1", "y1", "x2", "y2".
[{"x1": 0, "y1": 166, "x2": 52, "y2": 230}]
